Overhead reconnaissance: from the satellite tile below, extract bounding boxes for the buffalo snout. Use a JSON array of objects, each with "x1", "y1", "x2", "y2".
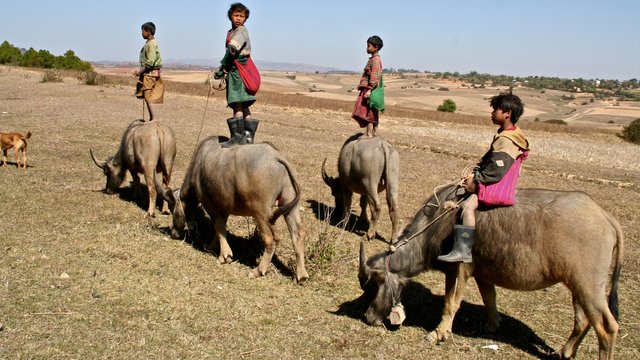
[{"x1": 170, "y1": 227, "x2": 184, "y2": 240}]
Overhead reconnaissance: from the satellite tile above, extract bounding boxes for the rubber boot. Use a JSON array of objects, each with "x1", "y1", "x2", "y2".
[
  {"x1": 243, "y1": 118, "x2": 259, "y2": 144},
  {"x1": 437, "y1": 225, "x2": 474, "y2": 263},
  {"x1": 221, "y1": 118, "x2": 246, "y2": 147}
]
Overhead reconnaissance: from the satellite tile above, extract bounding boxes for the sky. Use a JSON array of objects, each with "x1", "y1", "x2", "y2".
[{"x1": 1, "y1": 0, "x2": 638, "y2": 80}]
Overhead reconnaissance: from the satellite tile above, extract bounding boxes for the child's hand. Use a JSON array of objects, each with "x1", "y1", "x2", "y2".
[
  {"x1": 364, "y1": 90, "x2": 371, "y2": 98},
  {"x1": 464, "y1": 176, "x2": 477, "y2": 193},
  {"x1": 213, "y1": 68, "x2": 225, "y2": 79}
]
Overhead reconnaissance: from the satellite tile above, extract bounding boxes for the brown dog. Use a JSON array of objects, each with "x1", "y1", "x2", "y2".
[{"x1": 1, "y1": 131, "x2": 31, "y2": 168}]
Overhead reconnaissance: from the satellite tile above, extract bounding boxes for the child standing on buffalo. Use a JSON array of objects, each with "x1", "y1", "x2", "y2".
[
  {"x1": 213, "y1": 2, "x2": 260, "y2": 147},
  {"x1": 134, "y1": 22, "x2": 164, "y2": 122},
  {"x1": 438, "y1": 93, "x2": 530, "y2": 263},
  {"x1": 352, "y1": 36, "x2": 384, "y2": 139}
]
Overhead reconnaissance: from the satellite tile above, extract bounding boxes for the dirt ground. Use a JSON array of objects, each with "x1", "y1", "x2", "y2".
[
  {"x1": 1, "y1": 65, "x2": 639, "y2": 359},
  {"x1": 98, "y1": 67, "x2": 640, "y2": 130}
]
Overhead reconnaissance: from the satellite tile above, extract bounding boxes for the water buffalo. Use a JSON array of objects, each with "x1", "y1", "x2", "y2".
[
  {"x1": 322, "y1": 134, "x2": 400, "y2": 241},
  {"x1": 359, "y1": 184, "x2": 623, "y2": 360},
  {"x1": 90, "y1": 120, "x2": 176, "y2": 218},
  {"x1": 166, "y1": 136, "x2": 308, "y2": 283}
]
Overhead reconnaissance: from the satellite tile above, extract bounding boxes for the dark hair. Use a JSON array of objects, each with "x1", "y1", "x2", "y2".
[
  {"x1": 490, "y1": 93, "x2": 524, "y2": 123},
  {"x1": 367, "y1": 35, "x2": 383, "y2": 50},
  {"x1": 228, "y1": 2, "x2": 250, "y2": 20},
  {"x1": 141, "y1": 22, "x2": 156, "y2": 35}
]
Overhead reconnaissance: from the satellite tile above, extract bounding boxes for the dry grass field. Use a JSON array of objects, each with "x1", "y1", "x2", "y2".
[{"x1": 1, "y1": 65, "x2": 639, "y2": 359}]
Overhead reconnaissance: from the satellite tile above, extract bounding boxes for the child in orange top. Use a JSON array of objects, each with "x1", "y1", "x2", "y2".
[
  {"x1": 133, "y1": 22, "x2": 163, "y2": 122},
  {"x1": 352, "y1": 36, "x2": 383, "y2": 139},
  {"x1": 438, "y1": 93, "x2": 530, "y2": 263}
]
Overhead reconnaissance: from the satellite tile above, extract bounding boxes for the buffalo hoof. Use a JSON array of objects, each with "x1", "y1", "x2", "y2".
[
  {"x1": 483, "y1": 320, "x2": 500, "y2": 334},
  {"x1": 294, "y1": 273, "x2": 309, "y2": 285},
  {"x1": 427, "y1": 329, "x2": 450, "y2": 343},
  {"x1": 144, "y1": 211, "x2": 156, "y2": 219},
  {"x1": 217, "y1": 254, "x2": 233, "y2": 264},
  {"x1": 249, "y1": 268, "x2": 266, "y2": 278},
  {"x1": 552, "y1": 350, "x2": 571, "y2": 359}
]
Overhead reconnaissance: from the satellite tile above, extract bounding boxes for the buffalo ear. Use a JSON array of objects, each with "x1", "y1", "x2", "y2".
[
  {"x1": 370, "y1": 269, "x2": 386, "y2": 285},
  {"x1": 164, "y1": 188, "x2": 177, "y2": 212}
]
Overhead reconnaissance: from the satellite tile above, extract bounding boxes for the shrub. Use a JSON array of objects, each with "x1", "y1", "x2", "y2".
[
  {"x1": 41, "y1": 69, "x2": 63, "y2": 83},
  {"x1": 437, "y1": 99, "x2": 457, "y2": 112},
  {"x1": 544, "y1": 119, "x2": 567, "y2": 125},
  {"x1": 622, "y1": 118, "x2": 640, "y2": 144},
  {"x1": 82, "y1": 71, "x2": 109, "y2": 85},
  {"x1": 438, "y1": 87, "x2": 449, "y2": 91}
]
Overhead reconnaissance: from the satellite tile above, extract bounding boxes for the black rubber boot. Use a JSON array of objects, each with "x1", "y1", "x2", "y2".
[
  {"x1": 437, "y1": 225, "x2": 474, "y2": 263},
  {"x1": 243, "y1": 118, "x2": 259, "y2": 144},
  {"x1": 221, "y1": 118, "x2": 247, "y2": 147}
]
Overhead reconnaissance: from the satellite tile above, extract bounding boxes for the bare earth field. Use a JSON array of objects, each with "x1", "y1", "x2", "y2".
[
  {"x1": 1, "y1": 65, "x2": 639, "y2": 359},
  {"x1": 100, "y1": 67, "x2": 640, "y2": 130}
]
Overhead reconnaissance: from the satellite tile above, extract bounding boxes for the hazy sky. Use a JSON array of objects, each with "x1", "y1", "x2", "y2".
[{"x1": 1, "y1": 0, "x2": 638, "y2": 80}]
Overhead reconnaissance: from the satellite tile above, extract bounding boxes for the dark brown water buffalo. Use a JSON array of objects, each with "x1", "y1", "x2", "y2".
[
  {"x1": 91, "y1": 120, "x2": 176, "y2": 218},
  {"x1": 322, "y1": 134, "x2": 400, "y2": 241},
  {"x1": 358, "y1": 184, "x2": 623, "y2": 360},
  {"x1": 166, "y1": 136, "x2": 308, "y2": 283}
]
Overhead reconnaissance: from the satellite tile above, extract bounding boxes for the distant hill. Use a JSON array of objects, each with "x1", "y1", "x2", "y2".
[{"x1": 92, "y1": 58, "x2": 349, "y2": 73}]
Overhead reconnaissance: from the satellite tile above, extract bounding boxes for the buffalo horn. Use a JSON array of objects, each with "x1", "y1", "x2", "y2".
[
  {"x1": 359, "y1": 239, "x2": 371, "y2": 281},
  {"x1": 321, "y1": 158, "x2": 332, "y2": 186},
  {"x1": 89, "y1": 149, "x2": 106, "y2": 168}
]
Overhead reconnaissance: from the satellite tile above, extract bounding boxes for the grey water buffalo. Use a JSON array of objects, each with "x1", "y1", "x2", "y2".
[
  {"x1": 90, "y1": 120, "x2": 176, "y2": 218},
  {"x1": 359, "y1": 184, "x2": 623, "y2": 360},
  {"x1": 166, "y1": 137, "x2": 308, "y2": 283},
  {"x1": 322, "y1": 134, "x2": 400, "y2": 241}
]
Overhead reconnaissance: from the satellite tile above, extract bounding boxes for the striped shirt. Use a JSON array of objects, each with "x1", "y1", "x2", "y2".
[{"x1": 358, "y1": 54, "x2": 382, "y2": 90}]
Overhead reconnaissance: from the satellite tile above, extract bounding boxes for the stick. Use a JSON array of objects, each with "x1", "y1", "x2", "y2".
[
  {"x1": 239, "y1": 348, "x2": 262, "y2": 357},
  {"x1": 27, "y1": 312, "x2": 75, "y2": 316}
]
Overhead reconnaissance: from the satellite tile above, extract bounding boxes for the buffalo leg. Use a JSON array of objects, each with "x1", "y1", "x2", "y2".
[
  {"x1": 2, "y1": 149, "x2": 7, "y2": 166},
  {"x1": 252, "y1": 218, "x2": 277, "y2": 277},
  {"x1": 154, "y1": 170, "x2": 170, "y2": 214},
  {"x1": 340, "y1": 191, "x2": 353, "y2": 229},
  {"x1": 285, "y1": 209, "x2": 309, "y2": 283},
  {"x1": 428, "y1": 265, "x2": 471, "y2": 342},
  {"x1": 359, "y1": 196, "x2": 369, "y2": 227},
  {"x1": 142, "y1": 171, "x2": 156, "y2": 218},
  {"x1": 385, "y1": 186, "x2": 399, "y2": 241},
  {"x1": 559, "y1": 295, "x2": 591, "y2": 359},
  {"x1": 475, "y1": 278, "x2": 501, "y2": 332},
  {"x1": 573, "y1": 286, "x2": 618, "y2": 360},
  {"x1": 213, "y1": 214, "x2": 233, "y2": 263},
  {"x1": 364, "y1": 192, "x2": 381, "y2": 241},
  {"x1": 130, "y1": 172, "x2": 142, "y2": 201}
]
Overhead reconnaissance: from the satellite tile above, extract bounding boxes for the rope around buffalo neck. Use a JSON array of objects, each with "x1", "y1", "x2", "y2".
[{"x1": 388, "y1": 179, "x2": 466, "y2": 253}]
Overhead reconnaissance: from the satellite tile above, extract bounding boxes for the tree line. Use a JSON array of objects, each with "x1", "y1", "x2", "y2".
[
  {"x1": 383, "y1": 68, "x2": 640, "y2": 101},
  {"x1": 0, "y1": 40, "x2": 92, "y2": 71}
]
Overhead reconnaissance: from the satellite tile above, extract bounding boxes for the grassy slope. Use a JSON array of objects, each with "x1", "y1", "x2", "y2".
[{"x1": 0, "y1": 66, "x2": 639, "y2": 359}]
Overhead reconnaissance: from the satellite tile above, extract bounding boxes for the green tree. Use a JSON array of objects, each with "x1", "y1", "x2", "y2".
[
  {"x1": 0, "y1": 41, "x2": 22, "y2": 64},
  {"x1": 55, "y1": 50, "x2": 91, "y2": 71},
  {"x1": 37, "y1": 49, "x2": 55, "y2": 68},
  {"x1": 437, "y1": 99, "x2": 457, "y2": 112},
  {"x1": 19, "y1": 48, "x2": 42, "y2": 67}
]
